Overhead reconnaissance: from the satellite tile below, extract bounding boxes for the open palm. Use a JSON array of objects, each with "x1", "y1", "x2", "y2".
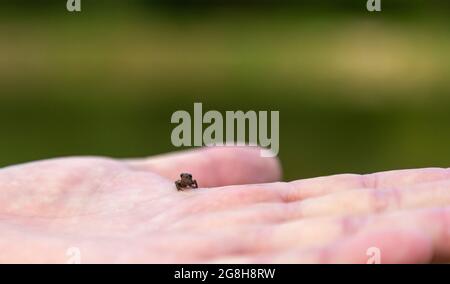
[{"x1": 1, "y1": 147, "x2": 449, "y2": 263}]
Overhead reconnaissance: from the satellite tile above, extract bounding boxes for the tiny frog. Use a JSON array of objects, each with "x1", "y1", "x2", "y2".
[{"x1": 175, "y1": 173, "x2": 198, "y2": 191}]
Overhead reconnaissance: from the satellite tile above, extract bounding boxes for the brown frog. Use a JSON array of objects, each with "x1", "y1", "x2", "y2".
[{"x1": 175, "y1": 173, "x2": 198, "y2": 191}]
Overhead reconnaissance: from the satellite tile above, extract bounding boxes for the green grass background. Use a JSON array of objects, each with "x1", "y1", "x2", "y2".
[{"x1": 1, "y1": 1, "x2": 450, "y2": 180}]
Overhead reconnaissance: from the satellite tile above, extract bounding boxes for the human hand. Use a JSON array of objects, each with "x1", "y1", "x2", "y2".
[{"x1": 0, "y1": 146, "x2": 449, "y2": 263}]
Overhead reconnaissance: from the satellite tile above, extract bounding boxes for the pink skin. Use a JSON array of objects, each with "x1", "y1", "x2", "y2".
[{"x1": 0, "y1": 146, "x2": 449, "y2": 263}]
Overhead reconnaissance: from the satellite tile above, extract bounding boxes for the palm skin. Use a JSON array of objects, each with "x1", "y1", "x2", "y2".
[{"x1": 1, "y1": 146, "x2": 449, "y2": 263}]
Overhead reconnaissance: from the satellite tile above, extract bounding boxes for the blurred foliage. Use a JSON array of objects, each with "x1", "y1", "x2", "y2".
[{"x1": 0, "y1": 1, "x2": 449, "y2": 180}]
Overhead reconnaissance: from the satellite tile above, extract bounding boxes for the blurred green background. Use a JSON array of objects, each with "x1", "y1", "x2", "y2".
[{"x1": 1, "y1": 0, "x2": 449, "y2": 180}]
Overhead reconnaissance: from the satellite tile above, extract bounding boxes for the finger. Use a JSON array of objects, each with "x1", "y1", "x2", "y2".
[
  {"x1": 194, "y1": 168, "x2": 450, "y2": 207},
  {"x1": 299, "y1": 229, "x2": 432, "y2": 264},
  {"x1": 298, "y1": 179, "x2": 450, "y2": 218},
  {"x1": 277, "y1": 207, "x2": 450, "y2": 262},
  {"x1": 125, "y1": 146, "x2": 282, "y2": 187},
  {"x1": 364, "y1": 207, "x2": 450, "y2": 262},
  {"x1": 209, "y1": 228, "x2": 432, "y2": 264},
  {"x1": 287, "y1": 167, "x2": 450, "y2": 201}
]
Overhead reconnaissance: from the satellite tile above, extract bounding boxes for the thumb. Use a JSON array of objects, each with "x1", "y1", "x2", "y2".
[{"x1": 125, "y1": 146, "x2": 282, "y2": 188}]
